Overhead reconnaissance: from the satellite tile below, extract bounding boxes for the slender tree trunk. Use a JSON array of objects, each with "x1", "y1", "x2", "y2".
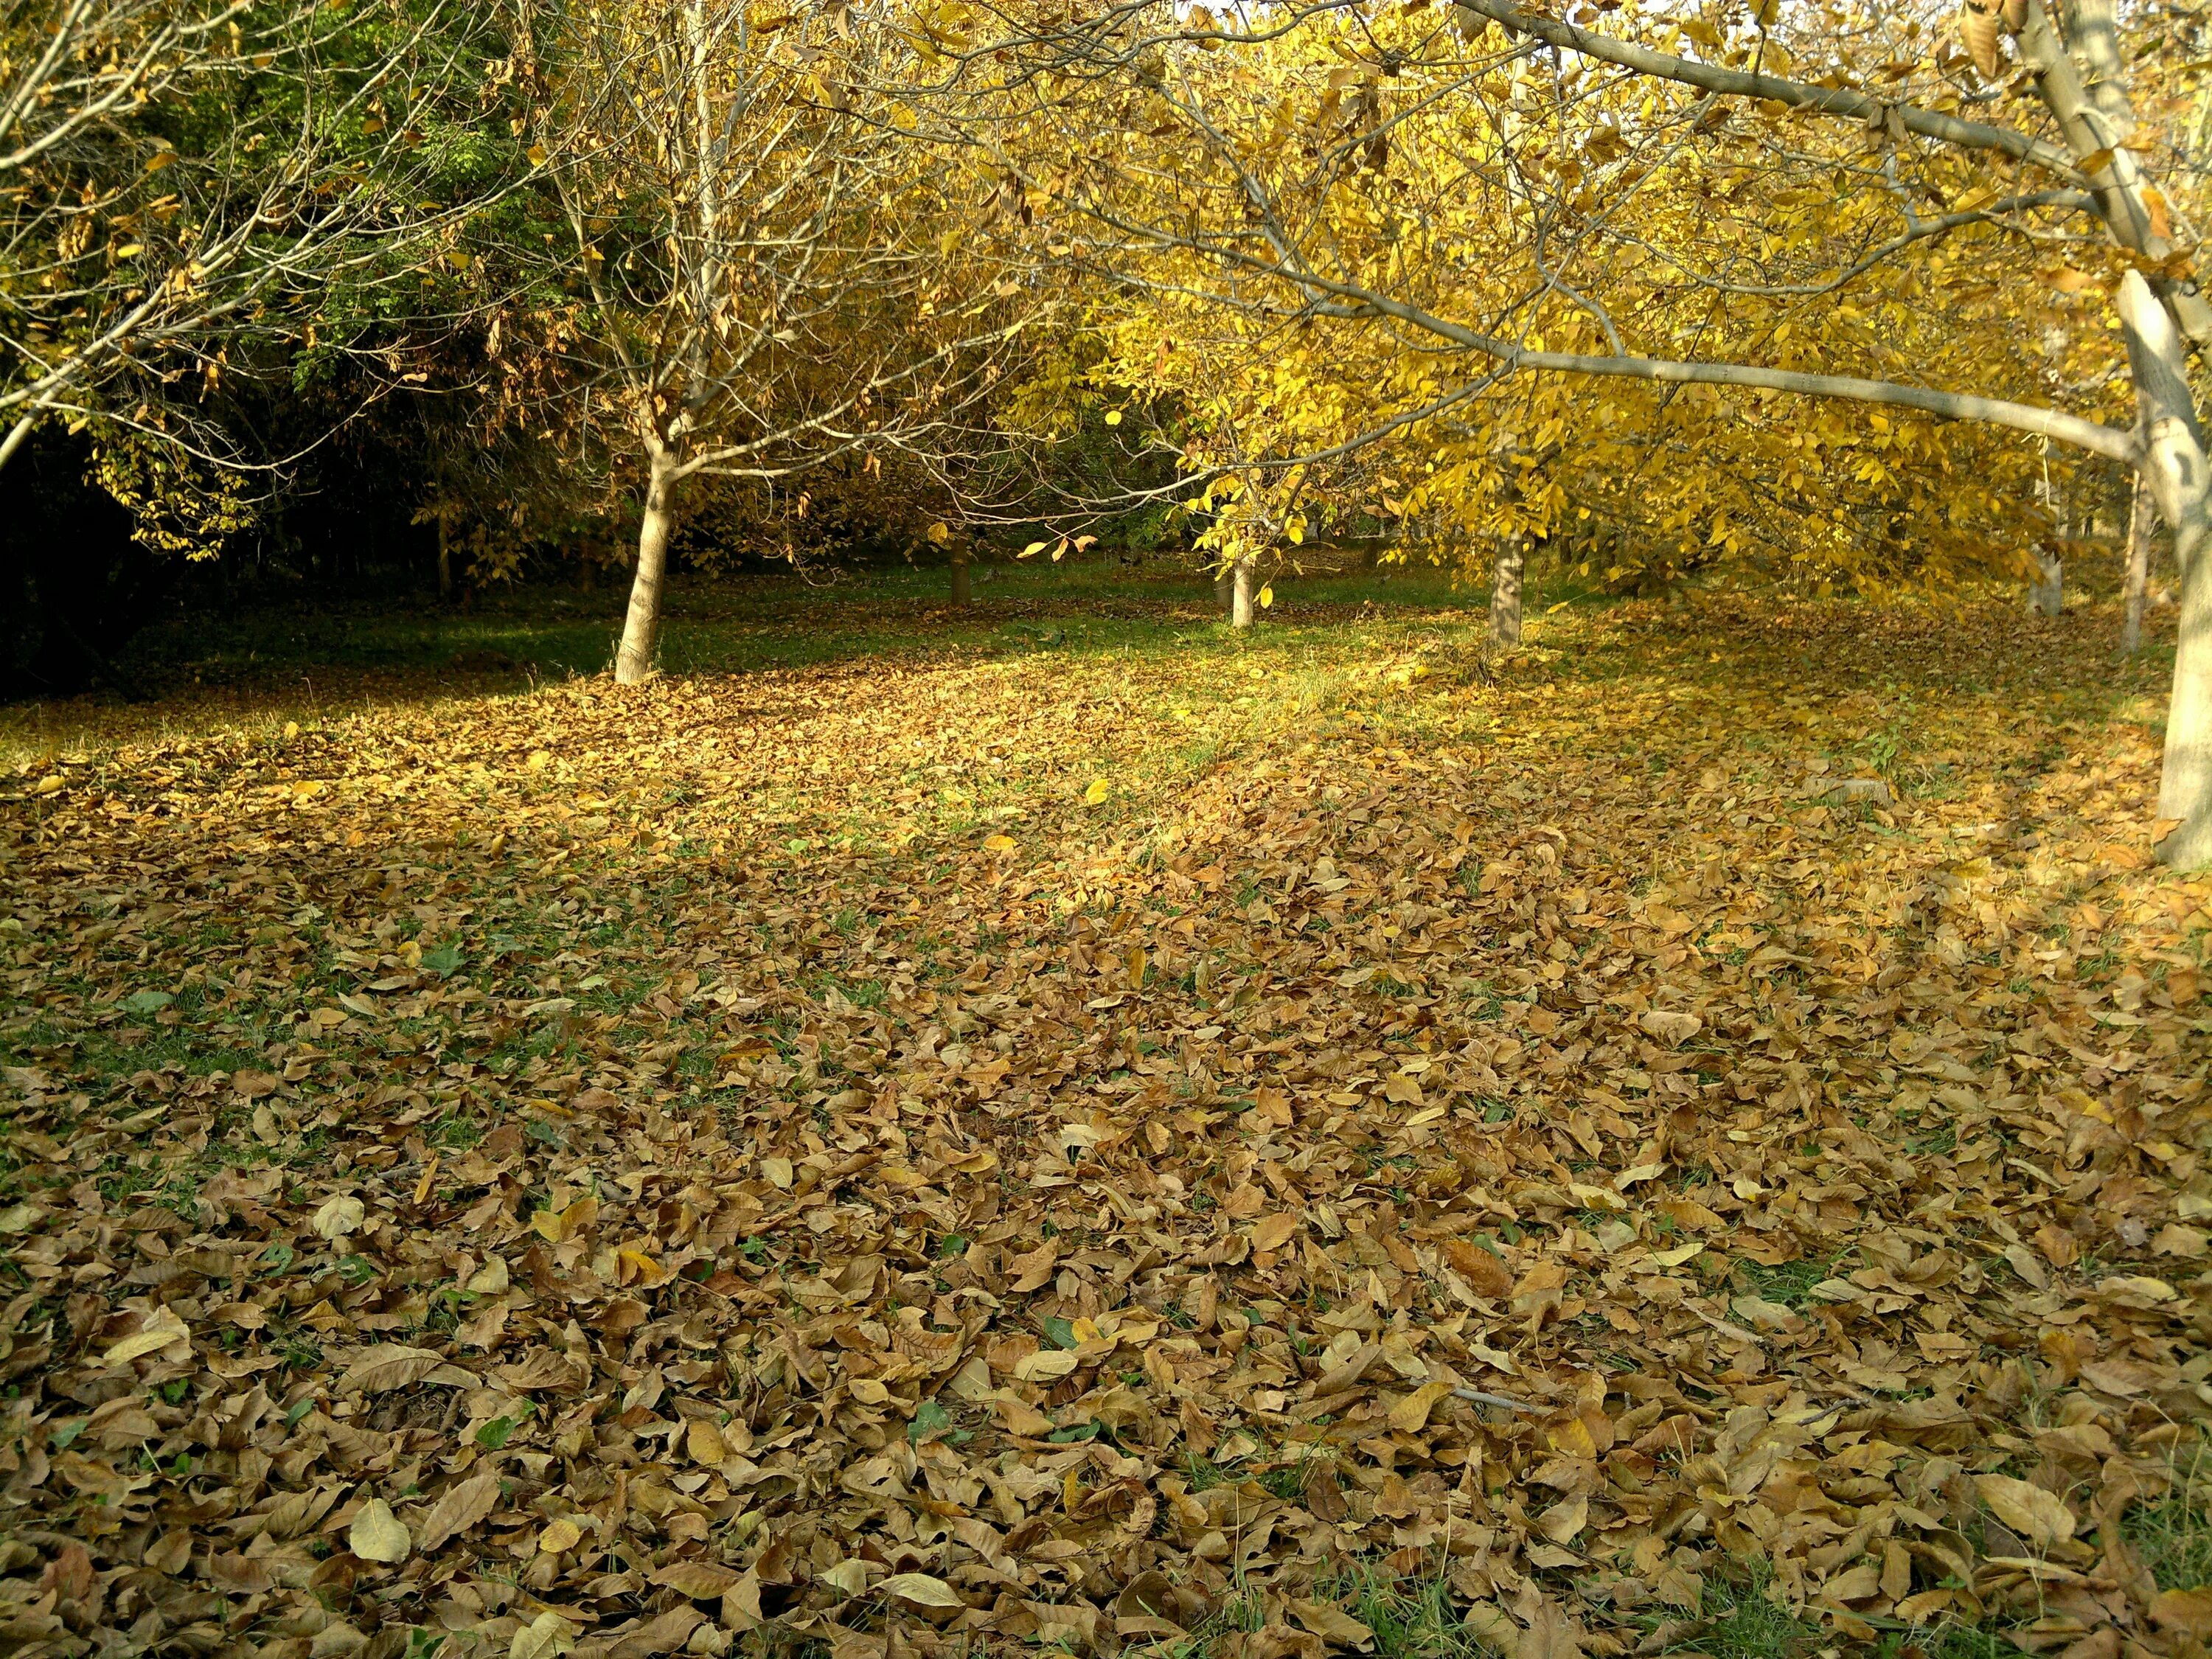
[
  {"x1": 2028, "y1": 470, "x2": 2065, "y2": 615},
  {"x1": 616, "y1": 445, "x2": 679, "y2": 685},
  {"x1": 2116, "y1": 272, "x2": 2212, "y2": 866},
  {"x1": 2029, "y1": 548, "x2": 2065, "y2": 616},
  {"x1": 1490, "y1": 535, "x2": 1527, "y2": 647},
  {"x1": 2163, "y1": 546, "x2": 2212, "y2": 862},
  {"x1": 1214, "y1": 566, "x2": 1234, "y2": 613},
  {"x1": 437, "y1": 518, "x2": 453, "y2": 602},
  {"x1": 951, "y1": 543, "x2": 971, "y2": 605},
  {"x1": 2124, "y1": 472, "x2": 2154, "y2": 654},
  {"x1": 1230, "y1": 554, "x2": 1256, "y2": 629}
]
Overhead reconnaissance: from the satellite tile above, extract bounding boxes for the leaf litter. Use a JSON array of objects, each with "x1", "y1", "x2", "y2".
[{"x1": 0, "y1": 594, "x2": 2208, "y2": 1659}]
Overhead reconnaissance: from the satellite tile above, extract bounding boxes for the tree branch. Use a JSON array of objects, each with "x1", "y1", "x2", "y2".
[{"x1": 1450, "y1": 0, "x2": 2084, "y2": 181}]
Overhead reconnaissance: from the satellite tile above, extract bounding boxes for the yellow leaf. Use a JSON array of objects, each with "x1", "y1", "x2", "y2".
[
  {"x1": 512, "y1": 1610, "x2": 579, "y2": 1659},
  {"x1": 1104, "y1": 410, "x2": 1122, "y2": 425},
  {"x1": 1259, "y1": 584, "x2": 1274, "y2": 608},
  {"x1": 349, "y1": 1498, "x2": 412, "y2": 1563},
  {"x1": 983, "y1": 833, "x2": 1016, "y2": 852},
  {"x1": 1975, "y1": 1475, "x2": 2076, "y2": 1546},
  {"x1": 880, "y1": 1572, "x2": 965, "y2": 1609},
  {"x1": 1014, "y1": 1348, "x2": 1081, "y2": 1382},
  {"x1": 1288, "y1": 1600, "x2": 1375, "y2": 1651},
  {"x1": 1253, "y1": 1212, "x2": 1298, "y2": 1253},
  {"x1": 538, "y1": 1517, "x2": 583, "y2": 1553},
  {"x1": 1387, "y1": 1380, "x2": 1453, "y2": 1433},
  {"x1": 532, "y1": 1194, "x2": 597, "y2": 1244},
  {"x1": 1958, "y1": 0, "x2": 2000, "y2": 76},
  {"x1": 1084, "y1": 778, "x2": 1110, "y2": 804},
  {"x1": 686, "y1": 1416, "x2": 727, "y2": 1466},
  {"x1": 1536, "y1": 1492, "x2": 1589, "y2": 1544},
  {"x1": 103, "y1": 1306, "x2": 189, "y2": 1367}
]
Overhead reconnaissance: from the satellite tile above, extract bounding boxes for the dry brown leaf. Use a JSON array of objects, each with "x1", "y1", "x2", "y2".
[
  {"x1": 338, "y1": 1343, "x2": 445, "y2": 1394},
  {"x1": 1975, "y1": 1474, "x2": 2076, "y2": 1546},
  {"x1": 416, "y1": 1468, "x2": 502, "y2": 1551},
  {"x1": 1385, "y1": 1379, "x2": 1453, "y2": 1433}
]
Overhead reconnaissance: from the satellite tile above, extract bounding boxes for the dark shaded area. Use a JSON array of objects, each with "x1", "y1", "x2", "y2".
[{"x1": 0, "y1": 430, "x2": 160, "y2": 699}]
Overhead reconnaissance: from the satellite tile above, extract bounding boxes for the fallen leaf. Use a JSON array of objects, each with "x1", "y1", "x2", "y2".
[
  {"x1": 1975, "y1": 1474, "x2": 2076, "y2": 1546},
  {"x1": 349, "y1": 1498, "x2": 411, "y2": 1563},
  {"x1": 338, "y1": 1343, "x2": 445, "y2": 1395},
  {"x1": 880, "y1": 1571, "x2": 966, "y2": 1609},
  {"x1": 102, "y1": 1306, "x2": 189, "y2": 1366},
  {"x1": 1386, "y1": 1380, "x2": 1453, "y2": 1433}
]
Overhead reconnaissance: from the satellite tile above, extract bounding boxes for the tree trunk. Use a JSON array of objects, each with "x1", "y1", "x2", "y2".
[
  {"x1": 2123, "y1": 472, "x2": 2154, "y2": 654},
  {"x1": 1490, "y1": 535, "x2": 1527, "y2": 647},
  {"x1": 1214, "y1": 566, "x2": 1234, "y2": 613},
  {"x1": 2029, "y1": 548, "x2": 2064, "y2": 616},
  {"x1": 1230, "y1": 554, "x2": 1256, "y2": 629},
  {"x1": 615, "y1": 445, "x2": 679, "y2": 684},
  {"x1": 437, "y1": 517, "x2": 453, "y2": 602},
  {"x1": 951, "y1": 543, "x2": 971, "y2": 605},
  {"x1": 2116, "y1": 271, "x2": 2212, "y2": 866}
]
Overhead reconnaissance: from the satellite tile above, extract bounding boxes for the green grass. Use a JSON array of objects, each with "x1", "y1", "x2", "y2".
[
  {"x1": 0, "y1": 552, "x2": 1512, "y2": 765},
  {"x1": 1733, "y1": 1253, "x2": 1845, "y2": 1311},
  {"x1": 106, "y1": 552, "x2": 1483, "y2": 691},
  {"x1": 1317, "y1": 1565, "x2": 1497, "y2": 1659},
  {"x1": 1655, "y1": 1560, "x2": 1821, "y2": 1659},
  {"x1": 2129, "y1": 1436, "x2": 2212, "y2": 1593}
]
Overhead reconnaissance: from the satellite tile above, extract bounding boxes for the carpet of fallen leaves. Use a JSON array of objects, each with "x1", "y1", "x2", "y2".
[{"x1": 1, "y1": 588, "x2": 2210, "y2": 1659}]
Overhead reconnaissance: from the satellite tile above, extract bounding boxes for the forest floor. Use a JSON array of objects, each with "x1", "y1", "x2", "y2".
[{"x1": 1, "y1": 568, "x2": 2209, "y2": 1659}]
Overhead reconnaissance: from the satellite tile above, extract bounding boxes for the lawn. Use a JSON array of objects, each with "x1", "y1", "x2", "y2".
[{"x1": 1, "y1": 565, "x2": 2206, "y2": 1659}]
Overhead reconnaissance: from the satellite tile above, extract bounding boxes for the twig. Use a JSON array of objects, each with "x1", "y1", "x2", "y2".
[{"x1": 1453, "y1": 1386, "x2": 1542, "y2": 1413}]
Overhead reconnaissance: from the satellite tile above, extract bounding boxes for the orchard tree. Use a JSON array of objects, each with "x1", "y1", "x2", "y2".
[
  {"x1": 510, "y1": 0, "x2": 1050, "y2": 683},
  {"x1": 970, "y1": 0, "x2": 2212, "y2": 862}
]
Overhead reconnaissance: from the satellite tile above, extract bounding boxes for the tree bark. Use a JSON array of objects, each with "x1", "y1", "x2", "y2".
[
  {"x1": 2028, "y1": 551, "x2": 2064, "y2": 616},
  {"x1": 1215, "y1": 566, "x2": 1234, "y2": 613},
  {"x1": 951, "y1": 543, "x2": 971, "y2": 605},
  {"x1": 2123, "y1": 472, "x2": 2153, "y2": 654},
  {"x1": 1489, "y1": 535, "x2": 1527, "y2": 647},
  {"x1": 2115, "y1": 271, "x2": 2212, "y2": 866},
  {"x1": 2030, "y1": 471, "x2": 2063, "y2": 614},
  {"x1": 1231, "y1": 554, "x2": 1256, "y2": 628},
  {"x1": 615, "y1": 444, "x2": 679, "y2": 684}
]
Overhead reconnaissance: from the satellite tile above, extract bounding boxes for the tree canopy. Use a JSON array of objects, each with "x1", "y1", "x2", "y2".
[{"x1": 7, "y1": 0, "x2": 2212, "y2": 856}]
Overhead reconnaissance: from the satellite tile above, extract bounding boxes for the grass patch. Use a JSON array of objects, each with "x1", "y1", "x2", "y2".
[
  {"x1": 1733, "y1": 1253, "x2": 1844, "y2": 1311},
  {"x1": 2129, "y1": 1436, "x2": 2212, "y2": 1592},
  {"x1": 1318, "y1": 1565, "x2": 1498, "y2": 1659},
  {"x1": 1653, "y1": 1560, "x2": 1821, "y2": 1659}
]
